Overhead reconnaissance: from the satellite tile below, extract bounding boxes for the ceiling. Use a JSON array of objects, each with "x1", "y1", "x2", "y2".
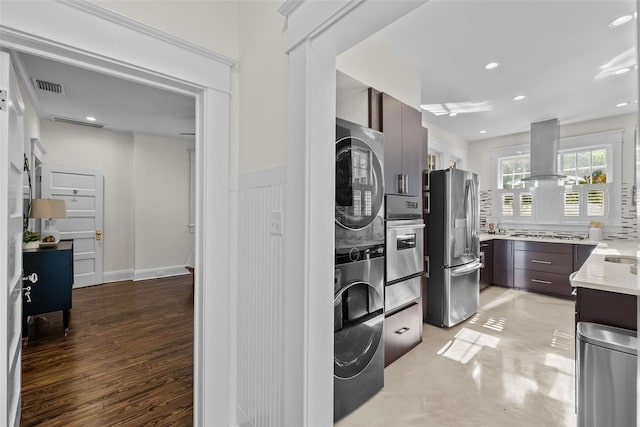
[
  {"x1": 14, "y1": 51, "x2": 195, "y2": 141},
  {"x1": 13, "y1": 0, "x2": 638, "y2": 145},
  {"x1": 375, "y1": 0, "x2": 638, "y2": 142}
]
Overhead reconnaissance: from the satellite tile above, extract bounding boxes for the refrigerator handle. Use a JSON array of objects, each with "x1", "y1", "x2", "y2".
[
  {"x1": 451, "y1": 260, "x2": 482, "y2": 277},
  {"x1": 472, "y1": 180, "x2": 479, "y2": 254},
  {"x1": 464, "y1": 179, "x2": 472, "y2": 255}
]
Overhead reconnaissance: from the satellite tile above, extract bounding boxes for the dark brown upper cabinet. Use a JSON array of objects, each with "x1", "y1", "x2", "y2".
[{"x1": 369, "y1": 90, "x2": 427, "y2": 197}]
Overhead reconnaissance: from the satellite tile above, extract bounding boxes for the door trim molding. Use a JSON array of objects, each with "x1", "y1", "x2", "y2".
[{"x1": 0, "y1": 2, "x2": 234, "y2": 425}]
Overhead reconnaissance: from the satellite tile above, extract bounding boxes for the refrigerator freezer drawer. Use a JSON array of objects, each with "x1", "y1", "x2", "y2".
[{"x1": 444, "y1": 264, "x2": 480, "y2": 327}]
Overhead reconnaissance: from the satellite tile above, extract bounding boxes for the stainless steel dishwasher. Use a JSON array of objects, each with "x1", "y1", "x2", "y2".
[{"x1": 576, "y1": 321, "x2": 637, "y2": 427}]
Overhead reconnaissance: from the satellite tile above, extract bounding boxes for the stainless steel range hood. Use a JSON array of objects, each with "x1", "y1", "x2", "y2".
[{"x1": 522, "y1": 118, "x2": 566, "y2": 181}]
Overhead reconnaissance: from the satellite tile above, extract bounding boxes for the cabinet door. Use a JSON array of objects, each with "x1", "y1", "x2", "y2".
[
  {"x1": 574, "y1": 244, "x2": 596, "y2": 271},
  {"x1": 493, "y1": 240, "x2": 513, "y2": 287},
  {"x1": 480, "y1": 240, "x2": 494, "y2": 289},
  {"x1": 381, "y1": 93, "x2": 403, "y2": 194},
  {"x1": 577, "y1": 287, "x2": 637, "y2": 331},
  {"x1": 384, "y1": 301, "x2": 422, "y2": 366},
  {"x1": 401, "y1": 103, "x2": 427, "y2": 197}
]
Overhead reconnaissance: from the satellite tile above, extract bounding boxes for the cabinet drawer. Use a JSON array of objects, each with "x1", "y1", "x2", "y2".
[
  {"x1": 384, "y1": 301, "x2": 422, "y2": 367},
  {"x1": 514, "y1": 240, "x2": 573, "y2": 254},
  {"x1": 514, "y1": 250, "x2": 573, "y2": 274},
  {"x1": 514, "y1": 269, "x2": 572, "y2": 297}
]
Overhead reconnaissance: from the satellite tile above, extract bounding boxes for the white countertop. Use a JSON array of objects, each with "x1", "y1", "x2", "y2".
[
  {"x1": 479, "y1": 233, "x2": 600, "y2": 246},
  {"x1": 570, "y1": 240, "x2": 639, "y2": 296}
]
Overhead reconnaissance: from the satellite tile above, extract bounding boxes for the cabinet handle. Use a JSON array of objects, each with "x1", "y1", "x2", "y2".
[
  {"x1": 531, "y1": 260, "x2": 552, "y2": 265},
  {"x1": 423, "y1": 192, "x2": 430, "y2": 215},
  {"x1": 531, "y1": 279, "x2": 552, "y2": 285},
  {"x1": 395, "y1": 327, "x2": 410, "y2": 335},
  {"x1": 424, "y1": 256, "x2": 429, "y2": 278}
]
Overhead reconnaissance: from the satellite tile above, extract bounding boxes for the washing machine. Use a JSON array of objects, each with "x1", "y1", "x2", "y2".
[
  {"x1": 335, "y1": 118, "x2": 385, "y2": 254},
  {"x1": 334, "y1": 246, "x2": 385, "y2": 422}
]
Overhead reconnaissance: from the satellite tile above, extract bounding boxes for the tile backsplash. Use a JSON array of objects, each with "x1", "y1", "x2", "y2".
[{"x1": 479, "y1": 183, "x2": 638, "y2": 240}]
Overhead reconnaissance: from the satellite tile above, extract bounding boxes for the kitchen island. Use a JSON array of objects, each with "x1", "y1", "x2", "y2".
[{"x1": 570, "y1": 240, "x2": 638, "y2": 330}]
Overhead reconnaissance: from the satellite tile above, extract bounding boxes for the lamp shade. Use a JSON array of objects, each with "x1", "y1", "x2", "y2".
[{"x1": 29, "y1": 199, "x2": 68, "y2": 219}]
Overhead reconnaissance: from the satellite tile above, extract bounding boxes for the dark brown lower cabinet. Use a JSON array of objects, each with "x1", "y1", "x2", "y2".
[
  {"x1": 575, "y1": 287, "x2": 637, "y2": 331},
  {"x1": 514, "y1": 269, "x2": 573, "y2": 298},
  {"x1": 493, "y1": 239, "x2": 513, "y2": 287},
  {"x1": 384, "y1": 301, "x2": 422, "y2": 367},
  {"x1": 480, "y1": 240, "x2": 494, "y2": 290}
]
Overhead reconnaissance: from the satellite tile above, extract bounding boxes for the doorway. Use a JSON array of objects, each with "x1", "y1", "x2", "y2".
[{"x1": 0, "y1": 2, "x2": 234, "y2": 425}]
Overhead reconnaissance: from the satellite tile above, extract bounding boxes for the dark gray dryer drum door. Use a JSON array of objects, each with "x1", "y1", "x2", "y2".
[
  {"x1": 334, "y1": 281, "x2": 384, "y2": 379},
  {"x1": 335, "y1": 135, "x2": 384, "y2": 231}
]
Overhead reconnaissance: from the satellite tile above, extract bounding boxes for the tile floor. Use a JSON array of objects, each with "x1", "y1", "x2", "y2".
[{"x1": 336, "y1": 286, "x2": 577, "y2": 427}]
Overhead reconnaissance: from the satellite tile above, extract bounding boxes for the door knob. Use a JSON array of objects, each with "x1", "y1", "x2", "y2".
[{"x1": 96, "y1": 229, "x2": 102, "y2": 241}]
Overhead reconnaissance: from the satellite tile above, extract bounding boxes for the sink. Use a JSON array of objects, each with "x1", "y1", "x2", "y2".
[{"x1": 604, "y1": 255, "x2": 639, "y2": 264}]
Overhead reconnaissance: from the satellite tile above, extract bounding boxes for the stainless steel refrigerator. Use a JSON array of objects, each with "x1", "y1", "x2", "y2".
[{"x1": 426, "y1": 168, "x2": 481, "y2": 327}]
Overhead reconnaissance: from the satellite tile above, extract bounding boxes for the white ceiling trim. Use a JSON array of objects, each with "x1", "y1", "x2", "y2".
[
  {"x1": 0, "y1": 1, "x2": 232, "y2": 94},
  {"x1": 58, "y1": 0, "x2": 237, "y2": 67}
]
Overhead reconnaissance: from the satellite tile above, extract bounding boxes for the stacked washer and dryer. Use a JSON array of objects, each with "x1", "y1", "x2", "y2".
[{"x1": 333, "y1": 118, "x2": 385, "y2": 422}]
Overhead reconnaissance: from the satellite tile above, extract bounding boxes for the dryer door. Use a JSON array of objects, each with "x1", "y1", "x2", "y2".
[
  {"x1": 334, "y1": 281, "x2": 384, "y2": 379},
  {"x1": 335, "y1": 135, "x2": 384, "y2": 231}
]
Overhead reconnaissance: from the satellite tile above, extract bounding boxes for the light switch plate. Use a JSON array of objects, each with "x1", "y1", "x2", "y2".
[{"x1": 269, "y1": 210, "x2": 283, "y2": 236}]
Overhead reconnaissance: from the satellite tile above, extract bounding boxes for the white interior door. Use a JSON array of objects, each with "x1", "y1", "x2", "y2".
[
  {"x1": 41, "y1": 165, "x2": 104, "y2": 287},
  {"x1": 0, "y1": 51, "x2": 24, "y2": 427}
]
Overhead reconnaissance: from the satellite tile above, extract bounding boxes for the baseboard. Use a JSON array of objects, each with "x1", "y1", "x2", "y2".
[
  {"x1": 103, "y1": 269, "x2": 134, "y2": 283},
  {"x1": 133, "y1": 265, "x2": 191, "y2": 281}
]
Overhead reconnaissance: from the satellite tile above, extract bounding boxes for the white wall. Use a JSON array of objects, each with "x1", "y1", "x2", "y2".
[
  {"x1": 467, "y1": 113, "x2": 637, "y2": 191},
  {"x1": 337, "y1": 35, "x2": 421, "y2": 109},
  {"x1": 236, "y1": 1, "x2": 288, "y2": 175},
  {"x1": 40, "y1": 120, "x2": 135, "y2": 274},
  {"x1": 336, "y1": 70, "x2": 369, "y2": 126},
  {"x1": 133, "y1": 133, "x2": 194, "y2": 276},
  {"x1": 97, "y1": 1, "x2": 289, "y2": 177},
  {"x1": 40, "y1": 121, "x2": 194, "y2": 279},
  {"x1": 95, "y1": 0, "x2": 240, "y2": 59}
]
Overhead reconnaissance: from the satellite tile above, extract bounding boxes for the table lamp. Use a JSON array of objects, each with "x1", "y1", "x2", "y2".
[{"x1": 29, "y1": 198, "x2": 67, "y2": 244}]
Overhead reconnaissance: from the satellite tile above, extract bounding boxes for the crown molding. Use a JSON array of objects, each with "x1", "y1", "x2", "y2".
[
  {"x1": 277, "y1": 0, "x2": 303, "y2": 16},
  {"x1": 57, "y1": 0, "x2": 237, "y2": 67}
]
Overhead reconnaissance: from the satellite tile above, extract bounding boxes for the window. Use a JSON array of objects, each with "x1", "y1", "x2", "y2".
[
  {"x1": 491, "y1": 130, "x2": 622, "y2": 227},
  {"x1": 496, "y1": 154, "x2": 534, "y2": 218},
  {"x1": 499, "y1": 156, "x2": 534, "y2": 189},
  {"x1": 560, "y1": 148, "x2": 607, "y2": 185}
]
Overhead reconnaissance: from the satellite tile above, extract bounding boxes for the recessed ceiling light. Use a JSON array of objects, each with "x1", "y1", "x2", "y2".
[
  {"x1": 616, "y1": 102, "x2": 629, "y2": 107},
  {"x1": 86, "y1": 116, "x2": 96, "y2": 122},
  {"x1": 449, "y1": 112, "x2": 458, "y2": 117},
  {"x1": 612, "y1": 67, "x2": 631, "y2": 75},
  {"x1": 512, "y1": 95, "x2": 526, "y2": 101},
  {"x1": 479, "y1": 130, "x2": 487, "y2": 134},
  {"x1": 608, "y1": 14, "x2": 634, "y2": 27},
  {"x1": 484, "y1": 62, "x2": 499, "y2": 70}
]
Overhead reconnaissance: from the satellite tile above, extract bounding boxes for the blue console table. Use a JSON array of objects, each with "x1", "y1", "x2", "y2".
[{"x1": 22, "y1": 240, "x2": 74, "y2": 338}]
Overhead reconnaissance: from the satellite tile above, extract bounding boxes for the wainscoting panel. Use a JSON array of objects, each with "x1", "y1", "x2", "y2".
[{"x1": 235, "y1": 170, "x2": 285, "y2": 427}]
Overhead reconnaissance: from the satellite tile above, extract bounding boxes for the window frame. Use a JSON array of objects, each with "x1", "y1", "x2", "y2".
[{"x1": 490, "y1": 130, "x2": 623, "y2": 227}]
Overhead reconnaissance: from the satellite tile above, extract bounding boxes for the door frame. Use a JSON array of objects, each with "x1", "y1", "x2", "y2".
[
  {"x1": 0, "y1": 2, "x2": 235, "y2": 425},
  {"x1": 278, "y1": 1, "x2": 427, "y2": 424}
]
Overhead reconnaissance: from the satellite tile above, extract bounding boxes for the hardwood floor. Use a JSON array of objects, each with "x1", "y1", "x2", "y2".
[{"x1": 21, "y1": 276, "x2": 193, "y2": 426}]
